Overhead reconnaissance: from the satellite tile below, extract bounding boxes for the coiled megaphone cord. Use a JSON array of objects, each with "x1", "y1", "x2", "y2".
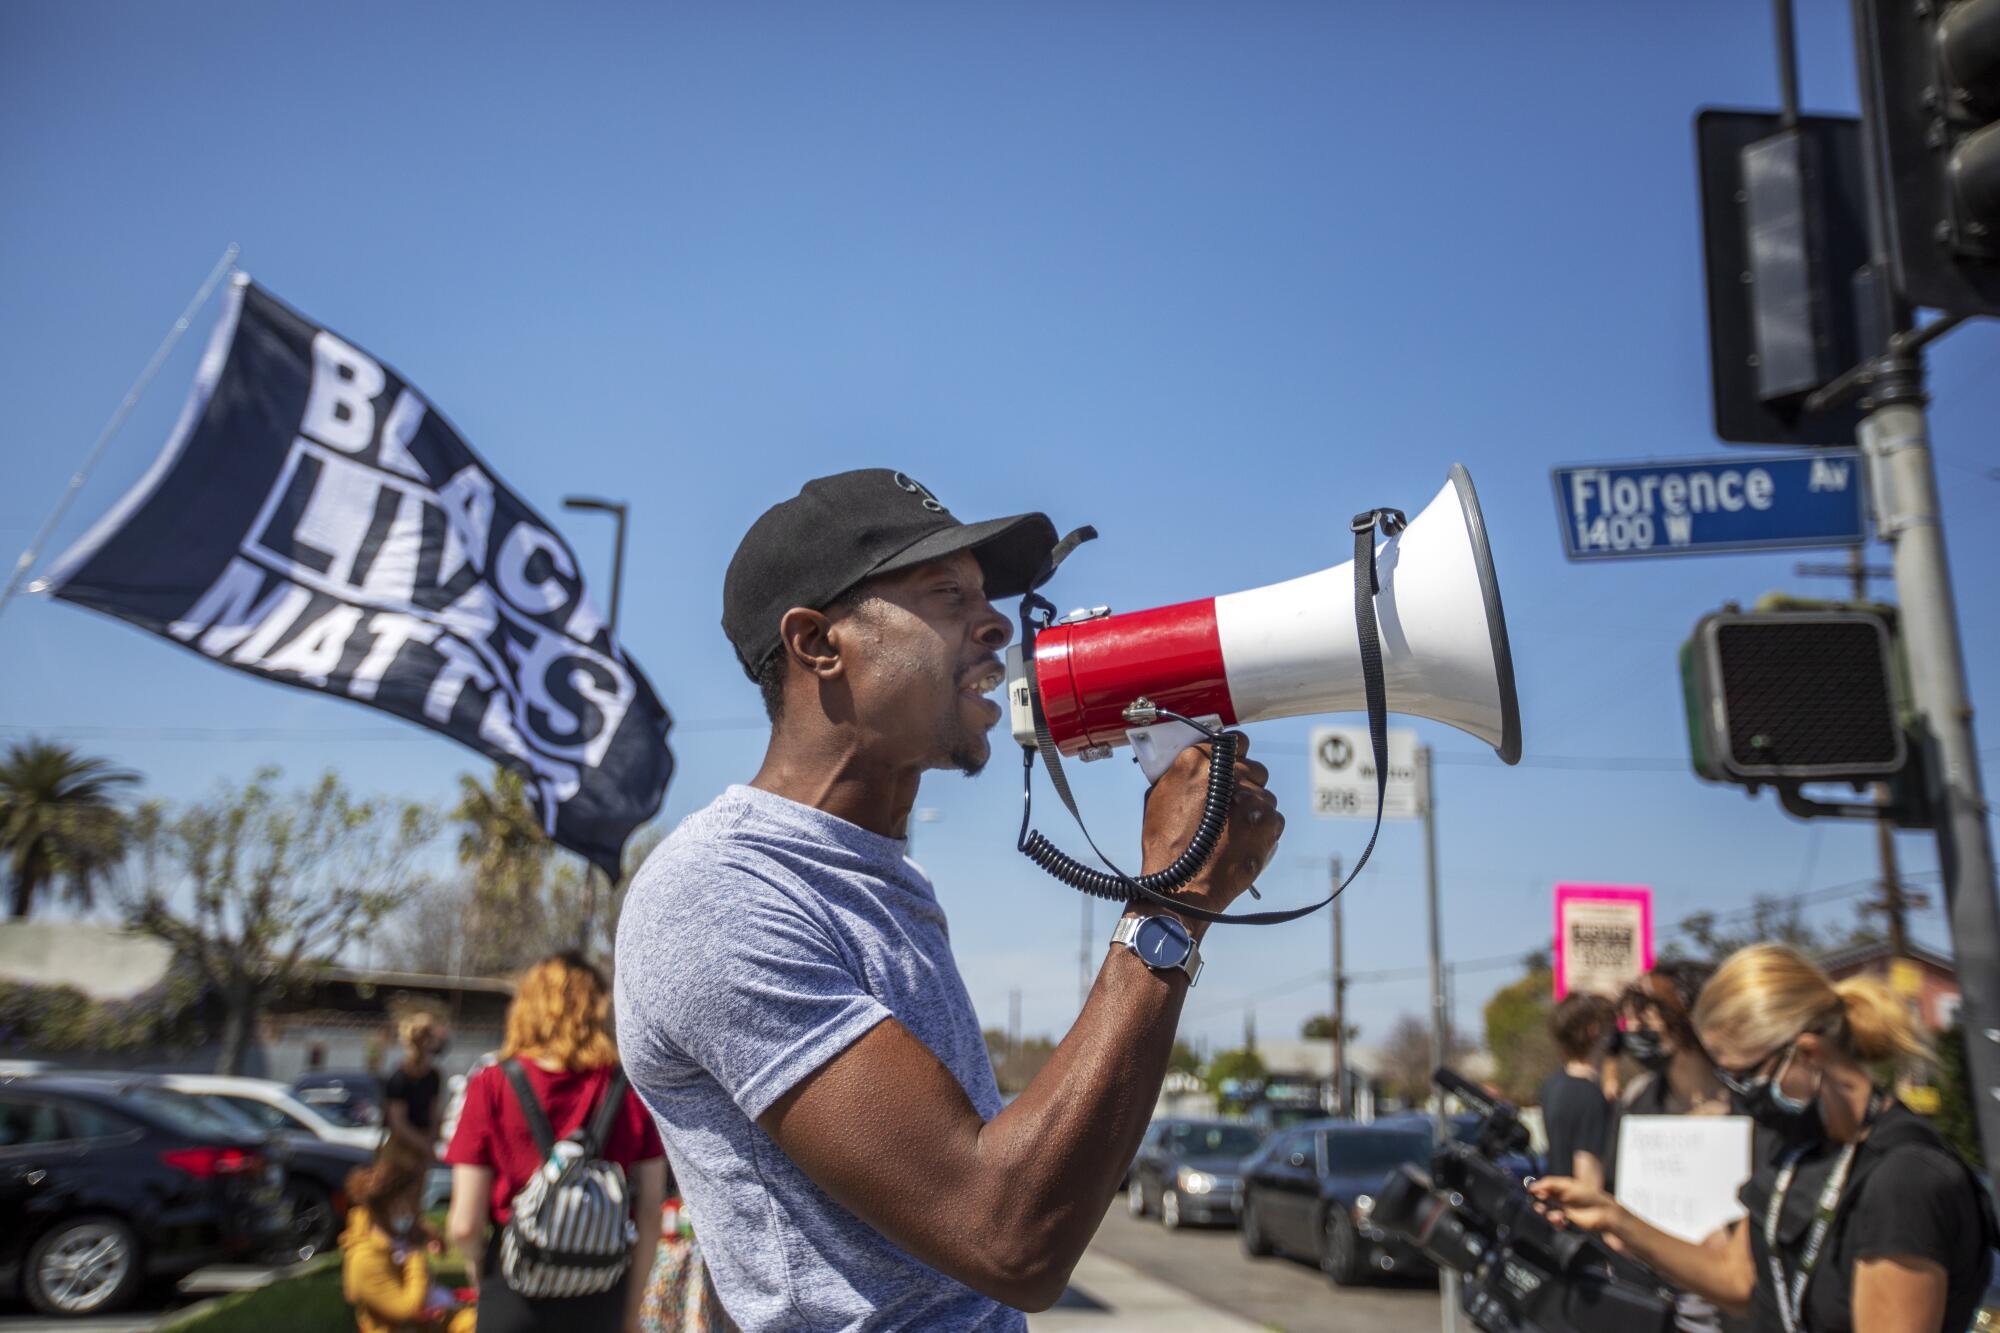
[{"x1": 1017, "y1": 711, "x2": 1237, "y2": 905}]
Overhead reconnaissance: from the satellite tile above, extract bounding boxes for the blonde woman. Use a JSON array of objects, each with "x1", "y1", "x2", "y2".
[
  {"x1": 446, "y1": 952, "x2": 666, "y2": 1333},
  {"x1": 385, "y1": 1012, "x2": 448, "y2": 1158},
  {"x1": 1532, "y1": 943, "x2": 1997, "y2": 1333}
]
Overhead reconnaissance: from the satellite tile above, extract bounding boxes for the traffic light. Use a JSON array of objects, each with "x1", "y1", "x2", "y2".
[
  {"x1": 1695, "y1": 111, "x2": 1874, "y2": 445},
  {"x1": 1681, "y1": 608, "x2": 1906, "y2": 784},
  {"x1": 1858, "y1": 0, "x2": 2000, "y2": 316}
]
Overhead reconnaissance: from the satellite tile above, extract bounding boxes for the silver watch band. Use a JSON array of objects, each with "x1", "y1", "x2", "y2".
[{"x1": 1111, "y1": 913, "x2": 1203, "y2": 985}]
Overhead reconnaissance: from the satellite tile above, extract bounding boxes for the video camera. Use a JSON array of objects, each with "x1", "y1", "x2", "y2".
[{"x1": 1368, "y1": 1068, "x2": 1676, "y2": 1333}]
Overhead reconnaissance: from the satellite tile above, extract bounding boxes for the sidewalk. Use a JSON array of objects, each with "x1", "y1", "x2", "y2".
[{"x1": 1029, "y1": 1250, "x2": 1269, "y2": 1332}]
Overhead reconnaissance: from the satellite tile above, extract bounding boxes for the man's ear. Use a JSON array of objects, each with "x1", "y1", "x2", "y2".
[{"x1": 776, "y1": 606, "x2": 843, "y2": 681}]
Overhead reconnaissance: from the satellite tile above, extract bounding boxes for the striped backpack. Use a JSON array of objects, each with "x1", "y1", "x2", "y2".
[{"x1": 496, "y1": 1060, "x2": 638, "y2": 1299}]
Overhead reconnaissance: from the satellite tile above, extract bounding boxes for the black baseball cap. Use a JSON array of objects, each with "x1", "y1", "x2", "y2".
[{"x1": 723, "y1": 468, "x2": 1058, "y2": 680}]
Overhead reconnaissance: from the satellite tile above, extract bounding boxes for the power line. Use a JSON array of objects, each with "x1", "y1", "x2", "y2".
[{"x1": 1190, "y1": 946, "x2": 1541, "y2": 1018}]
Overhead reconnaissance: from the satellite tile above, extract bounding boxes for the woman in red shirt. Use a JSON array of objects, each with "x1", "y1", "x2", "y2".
[{"x1": 445, "y1": 952, "x2": 666, "y2": 1333}]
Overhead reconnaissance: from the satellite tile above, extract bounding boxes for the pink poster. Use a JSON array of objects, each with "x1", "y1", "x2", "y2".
[{"x1": 1553, "y1": 883, "x2": 1654, "y2": 1000}]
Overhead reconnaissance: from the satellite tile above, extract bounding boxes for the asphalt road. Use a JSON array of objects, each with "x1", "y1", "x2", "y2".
[
  {"x1": 0, "y1": 1265, "x2": 272, "y2": 1332},
  {"x1": 1083, "y1": 1200, "x2": 1443, "y2": 1333},
  {"x1": 0, "y1": 1220, "x2": 1443, "y2": 1333}
]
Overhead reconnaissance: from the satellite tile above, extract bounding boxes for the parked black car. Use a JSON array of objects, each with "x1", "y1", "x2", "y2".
[
  {"x1": 1240, "y1": 1120, "x2": 1435, "y2": 1287},
  {"x1": 1378, "y1": 1111, "x2": 1542, "y2": 1181},
  {"x1": 291, "y1": 1071, "x2": 385, "y2": 1129},
  {"x1": 1126, "y1": 1119, "x2": 1266, "y2": 1230},
  {"x1": 0, "y1": 1075, "x2": 291, "y2": 1316},
  {"x1": 182, "y1": 1089, "x2": 374, "y2": 1259}
]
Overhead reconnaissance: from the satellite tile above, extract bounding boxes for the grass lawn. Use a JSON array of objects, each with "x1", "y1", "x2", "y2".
[{"x1": 162, "y1": 1251, "x2": 470, "y2": 1333}]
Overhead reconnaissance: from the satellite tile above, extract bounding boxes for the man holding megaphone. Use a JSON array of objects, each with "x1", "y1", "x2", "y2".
[{"x1": 615, "y1": 468, "x2": 1284, "y2": 1331}]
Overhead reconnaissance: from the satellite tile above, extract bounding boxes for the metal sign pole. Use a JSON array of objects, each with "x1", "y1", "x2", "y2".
[
  {"x1": 1423, "y1": 745, "x2": 1459, "y2": 1333},
  {"x1": 1846, "y1": 0, "x2": 2000, "y2": 1176},
  {"x1": 1331, "y1": 854, "x2": 1346, "y2": 1117},
  {"x1": 1862, "y1": 385, "x2": 2000, "y2": 1177}
]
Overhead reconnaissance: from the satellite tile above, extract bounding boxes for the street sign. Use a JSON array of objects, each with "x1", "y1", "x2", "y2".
[
  {"x1": 1311, "y1": 724, "x2": 1422, "y2": 820},
  {"x1": 1553, "y1": 884, "x2": 1654, "y2": 1001},
  {"x1": 1552, "y1": 451, "x2": 1865, "y2": 561}
]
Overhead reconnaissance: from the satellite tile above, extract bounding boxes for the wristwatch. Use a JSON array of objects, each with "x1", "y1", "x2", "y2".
[{"x1": 1112, "y1": 913, "x2": 1203, "y2": 985}]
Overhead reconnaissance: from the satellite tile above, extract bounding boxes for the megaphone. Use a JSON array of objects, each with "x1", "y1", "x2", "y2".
[{"x1": 1006, "y1": 464, "x2": 1522, "y2": 781}]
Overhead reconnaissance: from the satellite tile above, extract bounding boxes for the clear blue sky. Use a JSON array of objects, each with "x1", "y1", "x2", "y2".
[{"x1": 5, "y1": 2, "x2": 1997, "y2": 1057}]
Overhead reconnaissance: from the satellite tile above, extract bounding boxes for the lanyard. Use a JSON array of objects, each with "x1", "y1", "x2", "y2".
[{"x1": 1761, "y1": 1095, "x2": 1882, "y2": 1333}]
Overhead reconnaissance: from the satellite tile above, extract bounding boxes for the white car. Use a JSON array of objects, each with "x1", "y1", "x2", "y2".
[{"x1": 156, "y1": 1073, "x2": 384, "y2": 1152}]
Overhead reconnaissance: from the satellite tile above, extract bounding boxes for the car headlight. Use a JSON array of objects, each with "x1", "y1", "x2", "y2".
[{"x1": 1178, "y1": 1169, "x2": 1213, "y2": 1195}]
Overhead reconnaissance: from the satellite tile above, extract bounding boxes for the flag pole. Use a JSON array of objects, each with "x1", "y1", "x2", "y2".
[{"x1": 0, "y1": 243, "x2": 241, "y2": 625}]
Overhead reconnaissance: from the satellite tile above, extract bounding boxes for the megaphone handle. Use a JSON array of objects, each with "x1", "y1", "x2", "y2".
[{"x1": 1013, "y1": 510, "x2": 1402, "y2": 926}]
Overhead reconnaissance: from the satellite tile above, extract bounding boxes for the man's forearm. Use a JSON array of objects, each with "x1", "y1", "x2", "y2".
[{"x1": 973, "y1": 926, "x2": 1191, "y2": 1282}]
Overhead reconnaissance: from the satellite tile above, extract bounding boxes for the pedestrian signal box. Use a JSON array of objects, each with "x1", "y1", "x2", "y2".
[{"x1": 1681, "y1": 610, "x2": 1905, "y2": 784}]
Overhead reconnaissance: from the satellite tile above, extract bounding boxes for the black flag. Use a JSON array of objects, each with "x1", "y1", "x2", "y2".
[{"x1": 42, "y1": 277, "x2": 673, "y2": 875}]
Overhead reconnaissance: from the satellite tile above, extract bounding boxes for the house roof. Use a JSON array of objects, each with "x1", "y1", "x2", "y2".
[
  {"x1": 1816, "y1": 938, "x2": 1954, "y2": 976},
  {"x1": 315, "y1": 965, "x2": 516, "y2": 997}
]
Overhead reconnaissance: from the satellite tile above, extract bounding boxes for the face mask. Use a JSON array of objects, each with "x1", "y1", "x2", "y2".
[
  {"x1": 1622, "y1": 1028, "x2": 1673, "y2": 1071},
  {"x1": 1726, "y1": 1044, "x2": 1825, "y2": 1144}
]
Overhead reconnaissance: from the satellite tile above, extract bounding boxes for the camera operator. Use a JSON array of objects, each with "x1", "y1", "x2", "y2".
[{"x1": 1531, "y1": 944, "x2": 1997, "y2": 1333}]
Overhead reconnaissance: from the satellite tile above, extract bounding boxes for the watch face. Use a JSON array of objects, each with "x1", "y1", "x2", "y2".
[{"x1": 1134, "y1": 916, "x2": 1192, "y2": 969}]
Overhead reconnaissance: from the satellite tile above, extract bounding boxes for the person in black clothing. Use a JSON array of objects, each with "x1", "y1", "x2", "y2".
[
  {"x1": 1612, "y1": 961, "x2": 1734, "y2": 1333},
  {"x1": 384, "y1": 1013, "x2": 448, "y2": 1157},
  {"x1": 1533, "y1": 943, "x2": 1997, "y2": 1333},
  {"x1": 1538, "y1": 991, "x2": 1617, "y2": 1192}
]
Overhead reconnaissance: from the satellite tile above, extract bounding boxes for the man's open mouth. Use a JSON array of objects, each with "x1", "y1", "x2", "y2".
[{"x1": 960, "y1": 661, "x2": 1005, "y2": 702}]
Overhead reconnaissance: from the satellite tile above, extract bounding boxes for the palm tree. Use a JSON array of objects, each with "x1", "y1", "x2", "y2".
[
  {"x1": 0, "y1": 740, "x2": 137, "y2": 918},
  {"x1": 449, "y1": 766, "x2": 553, "y2": 972},
  {"x1": 451, "y1": 766, "x2": 550, "y2": 900}
]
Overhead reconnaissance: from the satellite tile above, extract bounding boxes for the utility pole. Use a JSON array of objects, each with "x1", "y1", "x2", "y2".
[
  {"x1": 1331, "y1": 854, "x2": 1347, "y2": 1117},
  {"x1": 1846, "y1": 545, "x2": 1914, "y2": 960},
  {"x1": 1422, "y1": 745, "x2": 1459, "y2": 1333},
  {"x1": 1795, "y1": 545, "x2": 1917, "y2": 957}
]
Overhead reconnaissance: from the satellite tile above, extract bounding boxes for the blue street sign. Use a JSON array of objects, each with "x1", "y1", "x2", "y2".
[{"x1": 1551, "y1": 451, "x2": 1867, "y2": 561}]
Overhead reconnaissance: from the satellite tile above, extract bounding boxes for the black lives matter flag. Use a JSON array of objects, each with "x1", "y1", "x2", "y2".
[{"x1": 42, "y1": 277, "x2": 672, "y2": 875}]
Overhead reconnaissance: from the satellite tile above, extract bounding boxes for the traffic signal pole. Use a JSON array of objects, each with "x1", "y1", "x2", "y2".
[{"x1": 1858, "y1": 360, "x2": 2000, "y2": 1176}]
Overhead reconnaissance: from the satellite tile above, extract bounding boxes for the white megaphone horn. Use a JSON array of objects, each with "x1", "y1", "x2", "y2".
[{"x1": 1006, "y1": 464, "x2": 1522, "y2": 781}]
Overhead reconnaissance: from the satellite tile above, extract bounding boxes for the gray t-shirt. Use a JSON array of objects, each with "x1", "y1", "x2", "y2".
[{"x1": 615, "y1": 784, "x2": 1024, "y2": 1333}]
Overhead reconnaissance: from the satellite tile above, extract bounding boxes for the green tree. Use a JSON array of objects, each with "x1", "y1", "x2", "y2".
[
  {"x1": 1169, "y1": 1039, "x2": 1202, "y2": 1076},
  {"x1": 125, "y1": 769, "x2": 435, "y2": 1074},
  {"x1": 1300, "y1": 1013, "x2": 1359, "y2": 1042},
  {"x1": 448, "y1": 766, "x2": 557, "y2": 972},
  {"x1": 1203, "y1": 1046, "x2": 1267, "y2": 1109},
  {"x1": 1484, "y1": 963, "x2": 1558, "y2": 1104},
  {"x1": 453, "y1": 766, "x2": 550, "y2": 903},
  {"x1": 1673, "y1": 897, "x2": 1882, "y2": 963},
  {"x1": 1932, "y1": 1018, "x2": 1984, "y2": 1169},
  {"x1": 0, "y1": 740, "x2": 136, "y2": 918}
]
